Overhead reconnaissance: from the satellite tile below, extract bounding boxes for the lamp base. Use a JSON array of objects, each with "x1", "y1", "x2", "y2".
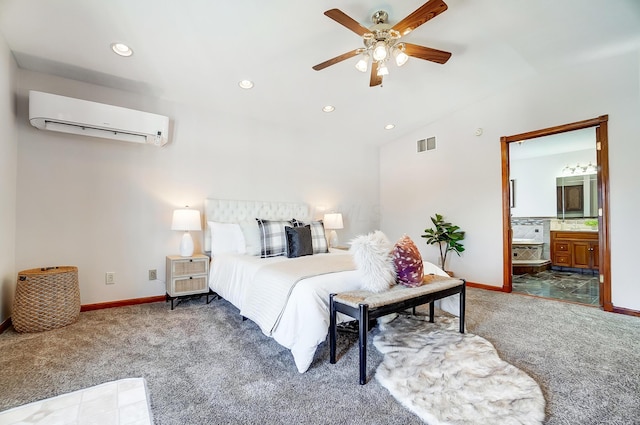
[
  {"x1": 179, "y1": 232, "x2": 194, "y2": 257},
  {"x1": 328, "y1": 230, "x2": 339, "y2": 248}
]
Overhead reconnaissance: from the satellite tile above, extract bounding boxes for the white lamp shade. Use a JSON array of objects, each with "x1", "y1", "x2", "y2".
[
  {"x1": 171, "y1": 209, "x2": 202, "y2": 231},
  {"x1": 323, "y1": 213, "x2": 343, "y2": 230},
  {"x1": 393, "y1": 48, "x2": 409, "y2": 67},
  {"x1": 377, "y1": 62, "x2": 389, "y2": 76},
  {"x1": 355, "y1": 57, "x2": 368, "y2": 72}
]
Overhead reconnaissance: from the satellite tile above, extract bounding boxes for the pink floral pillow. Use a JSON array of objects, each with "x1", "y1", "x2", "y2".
[{"x1": 392, "y1": 236, "x2": 424, "y2": 287}]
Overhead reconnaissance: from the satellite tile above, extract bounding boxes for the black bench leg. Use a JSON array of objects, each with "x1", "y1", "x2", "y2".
[
  {"x1": 429, "y1": 300, "x2": 435, "y2": 323},
  {"x1": 459, "y1": 282, "x2": 466, "y2": 334},
  {"x1": 329, "y1": 294, "x2": 337, "y2": 364},
  {"x1": 358, "y1": 304, "x2": 369, "y2": 385}
]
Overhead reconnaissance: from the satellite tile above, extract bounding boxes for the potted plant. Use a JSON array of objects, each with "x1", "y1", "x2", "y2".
[{"x1": 421, "y1": 213, "x2": 465, "y2": 276}]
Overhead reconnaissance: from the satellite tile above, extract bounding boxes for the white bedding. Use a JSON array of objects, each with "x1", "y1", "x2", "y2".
[{"x1": 209, "y1": 249, "x2": 362, "y2": 373}]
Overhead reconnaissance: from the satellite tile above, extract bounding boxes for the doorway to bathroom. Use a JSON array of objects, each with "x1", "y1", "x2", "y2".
[{"x1": 500, "y1": 116, "x2": 611, "y2": 310}]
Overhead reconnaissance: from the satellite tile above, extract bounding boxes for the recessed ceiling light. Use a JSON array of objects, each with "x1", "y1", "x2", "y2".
[
  {"x1": 239, "y1": 80, "x2": 254, "y2": 89},
  {"x1": 111, "y1": 42, "x2": 133, "y2": 57},
  {"x1": 322, "y1": 105, "x2": 335, "y2": 113},
  {"x1": 384, "y1": 124, "x2": 395, "y2": 130}
]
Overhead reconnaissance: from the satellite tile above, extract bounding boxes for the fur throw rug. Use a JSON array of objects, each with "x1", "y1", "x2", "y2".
[{"x1": 374, "y1": 314, "x2": 545, "y2": 425}]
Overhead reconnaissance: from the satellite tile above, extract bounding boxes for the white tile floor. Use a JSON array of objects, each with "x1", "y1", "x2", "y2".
[{"x1": 0, "y1": 378, "x2": 152, "y2": 425}]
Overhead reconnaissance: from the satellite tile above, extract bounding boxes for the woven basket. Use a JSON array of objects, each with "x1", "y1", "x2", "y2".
[{"x1": 13, "y1": 266, "x2": 81, "y2": 333}]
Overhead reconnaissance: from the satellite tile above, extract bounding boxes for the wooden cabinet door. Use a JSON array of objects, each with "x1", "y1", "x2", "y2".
[{"x1": 572, "y1": 241, "x2": 591, "y2": 268}]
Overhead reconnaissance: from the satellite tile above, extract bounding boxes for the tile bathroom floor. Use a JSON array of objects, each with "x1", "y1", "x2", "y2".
[{"x1": 512, "y1": 269, "x2": 600, "y2": 306}]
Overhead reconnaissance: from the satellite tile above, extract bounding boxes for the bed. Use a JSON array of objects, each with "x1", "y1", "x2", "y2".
[
  {"x1": 204, "y1": 199, "x2": 459, "y2": 373},
  {"x1": 204, "y1": 199, "x2": 363, "y2": 373}
]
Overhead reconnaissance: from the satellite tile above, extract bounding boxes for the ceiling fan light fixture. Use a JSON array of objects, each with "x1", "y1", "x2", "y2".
[
  {"x1": 377, "y1": 62, "x2": 389, "y2": 77},
  {"x1": 355, "y1": 54, "x2": 369, "y2": 72},
  {"x1": 372, "y1": 41, "x2": 388, "y2": 61},
  {"x1": 393, "y1": 46, "x2": 409, "y2": 67}
]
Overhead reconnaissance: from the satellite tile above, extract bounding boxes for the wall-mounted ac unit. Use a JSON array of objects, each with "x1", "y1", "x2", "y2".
[{"x1": 28, "y1": 90, "x2": 170, "y2": 146}]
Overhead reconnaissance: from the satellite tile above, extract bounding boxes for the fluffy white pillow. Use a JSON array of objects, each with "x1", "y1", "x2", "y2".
[
  {"x1": 209, "y1": 221, "x2": 246, "y2": 256},
  {"x1": 349, "y1": 230, "x2": 396, "y2": 293}
]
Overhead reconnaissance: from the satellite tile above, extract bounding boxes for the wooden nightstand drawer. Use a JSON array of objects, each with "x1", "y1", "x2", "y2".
[
  {"x1": 170, "y1": 258, "x2": 208, "y2": 277},
  {"x1": 172, "y1": 276, "x2": 208, "y2": 294}
]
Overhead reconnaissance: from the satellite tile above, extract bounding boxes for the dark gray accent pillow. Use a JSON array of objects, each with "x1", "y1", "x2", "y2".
[{"x1": 285, "y1": 225, "x2": 313, "y2": 258}]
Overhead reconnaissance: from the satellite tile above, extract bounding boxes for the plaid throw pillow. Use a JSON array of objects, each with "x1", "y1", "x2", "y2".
[
  {"x1": 292, "y1": 219, "x2": 329, "y2": 254},
  {"x1": 256, "y1": 219, "x2": 293, "y2": 258}
]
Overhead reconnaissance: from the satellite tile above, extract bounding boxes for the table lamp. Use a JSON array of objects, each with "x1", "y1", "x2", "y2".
[
  {"x1": 171, "y1": 207, "x2": 202, "y2": 257},
  {"x1": 323, "y1": 213, "x2": 344, "y2": 248}
]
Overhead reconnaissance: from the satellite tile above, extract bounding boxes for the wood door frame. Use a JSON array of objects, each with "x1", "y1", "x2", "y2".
[{"x1": 500, "y1": 115, "x2": 612, "y2": 311}]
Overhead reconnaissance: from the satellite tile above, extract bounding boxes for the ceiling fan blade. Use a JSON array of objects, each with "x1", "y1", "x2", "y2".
[
  {"x1": 392, "y1": 0, "x2": 448, "y2": 36},
  {"x1": 312, "y1": 49, "x2": 360, "y2": 71},
  {"x1": 324, "y1": 9, "x2": 371, "y2": 36},
  {"x1": 403, "y1": 43, "x2": 452, "y2": 64},
  {"x1": 370, "y1": 62, "x2": 383, "y2": 87}
]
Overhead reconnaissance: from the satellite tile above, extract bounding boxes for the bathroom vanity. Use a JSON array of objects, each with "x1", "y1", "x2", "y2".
[{"x1": 551, "y1": 230, "x2": 599, "y2": 270}]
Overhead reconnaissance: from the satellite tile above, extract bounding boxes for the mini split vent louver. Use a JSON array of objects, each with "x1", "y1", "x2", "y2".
[{"x1": 417, "y1": 137, "x2": 436, "y2": 153}]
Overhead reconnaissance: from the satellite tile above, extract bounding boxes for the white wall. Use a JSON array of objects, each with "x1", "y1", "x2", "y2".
[
  {"x1": 380, "y1": 51, "x2": 640, "y2": 311},
  {"x1": 510, "y1": 148, "x2": 596, "y2": 218},
  {"x1": 15, "y1": 71, "x2": 380, "y2": 305},
  {"x1": 0, "y1": 34, "x2": 17, "y2": 323}
]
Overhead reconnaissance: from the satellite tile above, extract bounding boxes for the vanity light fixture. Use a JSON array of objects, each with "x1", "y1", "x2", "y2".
[
  {"x1": 238, "y1": 80, "x2": 254, "y2": 89},
  {"x1": 110, "y1": 42, "x2": 133, "y2": 57},
  {"x1": 561, "y1": 162, "x2": 597, "y2": 176},
  {"x1": 322, "y1": 105, "x2": 335, "y2": 113}
]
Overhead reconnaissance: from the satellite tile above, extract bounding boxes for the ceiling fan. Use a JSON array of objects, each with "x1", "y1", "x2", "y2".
[{"x1": 312, "y1": 0, "x2": 452, "y2": 87}]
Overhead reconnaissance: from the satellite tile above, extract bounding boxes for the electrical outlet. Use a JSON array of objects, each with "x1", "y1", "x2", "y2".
[
  {"x1": 105, "y1": 272, "x2": 115, "y2": 285},
  {"x1": 149, "y1": 269, "x2": 157, "y2": 280}
]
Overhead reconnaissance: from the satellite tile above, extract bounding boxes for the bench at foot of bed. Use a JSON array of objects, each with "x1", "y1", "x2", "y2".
[{"x1": 329, "y1": 275, "x2": 466, "y2": 385}]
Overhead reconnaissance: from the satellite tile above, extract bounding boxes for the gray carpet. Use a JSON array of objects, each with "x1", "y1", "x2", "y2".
[{"x1": 0, "y1": 288, "x2": 639, "y2": 424}]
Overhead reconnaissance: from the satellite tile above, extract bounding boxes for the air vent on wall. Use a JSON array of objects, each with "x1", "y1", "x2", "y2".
[{"x1": 417, "y1": 137, "x2": 436, "y2": 153}]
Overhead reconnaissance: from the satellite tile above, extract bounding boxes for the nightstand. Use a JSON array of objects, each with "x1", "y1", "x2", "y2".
[{"x1": 165, "y1": 254, "x2": 215, "y2": 309}]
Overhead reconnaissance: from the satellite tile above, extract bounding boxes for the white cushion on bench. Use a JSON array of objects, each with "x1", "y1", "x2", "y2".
[{"x1": 333, "y1": 275, "x2": 464, "y2": 309}]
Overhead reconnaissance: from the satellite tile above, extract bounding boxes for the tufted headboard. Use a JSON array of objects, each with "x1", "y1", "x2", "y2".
[{"x1": 203, "y1": 199, "x2": 311, "y2": 253}]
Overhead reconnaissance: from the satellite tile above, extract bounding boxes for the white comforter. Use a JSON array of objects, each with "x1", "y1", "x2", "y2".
[{"x1": 209, "y1": 250, "x2": 362, "y2": 373}]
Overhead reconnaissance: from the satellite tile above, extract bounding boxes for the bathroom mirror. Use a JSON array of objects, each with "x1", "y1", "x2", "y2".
[{"x1": 556, "y1": 174, "x2": 597, "y2": 218}]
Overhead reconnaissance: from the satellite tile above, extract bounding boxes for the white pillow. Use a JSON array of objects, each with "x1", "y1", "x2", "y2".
[
  {"x1": 239, "y1": 220, "x2": 261, "y2": 256},
  {"x1": 349, "y1": 230, "x2": 396, "y2": 293},
  {"x1": 209, "y1": 221, "x2": 246, "y2": 256}
]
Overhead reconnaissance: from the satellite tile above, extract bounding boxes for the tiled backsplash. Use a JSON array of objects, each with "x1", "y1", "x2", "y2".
[{"x1": 511, "y1": 218, "x2": 545, "y2": 243}]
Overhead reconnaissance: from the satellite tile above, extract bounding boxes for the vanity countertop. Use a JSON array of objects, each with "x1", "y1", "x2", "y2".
[{"x1": 550, "y1": 228, "x2": 598, "y2": 233}]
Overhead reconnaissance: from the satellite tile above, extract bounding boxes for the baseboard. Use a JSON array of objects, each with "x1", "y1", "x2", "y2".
[
  {"x1": 465, "y1": 281, "x2": 509, "y2": 292},
  {"x1": 612, "y1": 306, "x2": 640, "y2": 317},
  {"x1": 0, "y1": 317, "x2": 12, "y2": 333},
  {"x1": 467, "y1": 281, "x2": 640, "y2": 317},
  {"x1": 81, "y1": 295, "x2": 166, "y2": 312}
]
